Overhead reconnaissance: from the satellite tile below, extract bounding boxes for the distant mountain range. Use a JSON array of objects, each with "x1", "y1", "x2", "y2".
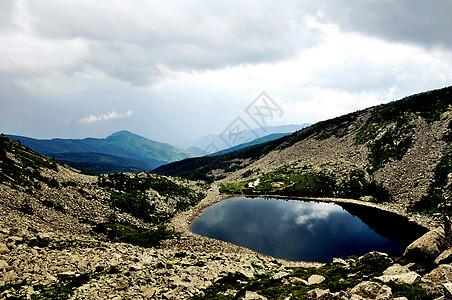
[
  {"x1": 177, "y1": 124, "x2": 311, "y2": 155},
  {"x1": 6, "y1": 125, "x2": 308, "y2": 174},
  {"x1": 7, "y1": 130, "x2": 191, "y2": 173},
  {"x1": 207, "y1": 133, "x2": 291, "y2": 156}
]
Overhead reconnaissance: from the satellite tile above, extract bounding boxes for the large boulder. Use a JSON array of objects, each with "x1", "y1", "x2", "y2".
[
  {"x1": 403, "y1": 227, "x2": 445, "y2": 265},
  {"x1": 421, "y1": 264, "x2": 452, "y2": 297},
  {"x1": 305, "y1": 288, "x2": 330, "y2": 300},
  {"x1": 434, "y1": 248, "x2": 452, "y2": 265},
  {"x1": 242, "y1": 291, "x2": 267, "y2": 300},
  {"x1": 383, "y1": 264, "x2": 411, "y2": 275},
  {"x1": 307, "y1": 274, "x2": 326, "y2": 285},
  {"x1": 0, "y1": 243, "x2": 9, "y2": 254},
  {"x1": 358, "y1": 251, "x2": 388, "y2": 264},
  {"x1": 375, "y1": 285, "x2": 392, "y2": 300},
  {"x1": 350, "y1": 281, "x2": 382, "y2": 298},
  {"x1": 376, "y1": 271, "x2": 421, "y2": 284},
  {"x1": 423, "y1": 264, "x2": 452, "y2": 284}
]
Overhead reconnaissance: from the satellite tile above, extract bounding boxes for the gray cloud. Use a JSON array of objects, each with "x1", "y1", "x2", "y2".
[
  {"x1": 0, "y1": 0, "x2": 323, "y2": 86},
  {"x1": 307, "y1": 0, "x2": 452, "y2": 49}
]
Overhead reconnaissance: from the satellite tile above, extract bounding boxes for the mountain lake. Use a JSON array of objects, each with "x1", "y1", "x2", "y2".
[{"x1": 190, "y1": 197, "x2": 428, "y2": 262}]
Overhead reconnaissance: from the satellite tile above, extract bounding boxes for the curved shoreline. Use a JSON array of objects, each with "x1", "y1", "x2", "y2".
[{"x1": 166, "y1": 185, "x2": 438, "y2": 265}]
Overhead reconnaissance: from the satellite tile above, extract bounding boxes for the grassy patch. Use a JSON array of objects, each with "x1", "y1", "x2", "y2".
[
  {"x1": 384, "y1": 282, "x2": 435, "y2": 300},
  {"x1": 220, "y1": 168, "x2": 391, "y2": 203},
  {"x1": 99, "y1": 173, "x2": 205, "y2": 202},
  {"x1": 94, "y1": 222, "x2": 175, "y2": 248}
]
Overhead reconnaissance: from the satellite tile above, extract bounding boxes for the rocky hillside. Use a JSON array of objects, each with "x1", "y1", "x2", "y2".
[{"x1": 156, "y1": 85, "x2": 452, "y2": 219}]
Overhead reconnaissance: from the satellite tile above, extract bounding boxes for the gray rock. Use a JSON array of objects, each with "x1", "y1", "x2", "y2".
[
  {"x1": 305, "y1": 288, "x2": 330, "y2": 299},
  {"x1": 272, "y1": 271, "x2": 289, "y2": 280},
  {"x1": 404, "y1": 227, "x2": 445, "y2": 265},
  {"x1": 350, "y1": 281, "x2": 382, "y2": 298},
  {"x1": 0, "y1": 259, "x2": 9, "y2": 270},
  {"x1": 358, "y1": 251, "x2": 388, "y2": 264},
  {"x1": 423, "y1": 264, "x2": 452, "y2": 284},
  {"x1": 242, "y1": 291, "x2": 268, "y2": 300},
  {"x1": 307, "y1": 274, "x2": 326, "y2": 285},
  {"x1": 332, "y1": 258, "x2": 348, "y2": 266},
  {"x1": 37, "y1": 232, "x2": 52, "y2": 243},
  {"x1": 443, "y1": 282, "x2": 452, "y2": 298},
  {"x1": 143, "y1": 287, "x2": 157, "y2": 299},
  {"x1": 376, "y1": 285, "x2": 392, "y2": 300},
  {"x1": 331, "y1": 290, "x2": 349, "y2": 300},
  {"x1": 0, "y1": 243, "x2": 10, "y2": 254},
  {"x1": 376, "y1": 271, "x2": 421, "y2": 284},
  {"x1": 2, "y1": 270, "x2": 17, "y2": 284},
  {"x1": 8, "y1": 236, "x2": 24, "y2": 245},
  {"x1": 350, "y1": 295, "x2": 366, "y2": 300},
  {"x1": 115, "y1": 279, "x2": 129, "y2": 290},
  {"x1": 434, "y1": 248, "x2": 452, "y2": 265},
  {"x1": 444, "y1": 216, "x2": 452, "y2": 249},
  {"x1": 383, "y1": 264, "x2": 410, "y2": 275},
  {"x1": 288, "y1": 277, "x2": 307, "y2": 285}
]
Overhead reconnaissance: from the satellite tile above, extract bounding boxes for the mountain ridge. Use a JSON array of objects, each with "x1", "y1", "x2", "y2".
[
  {"x1": 6, "y1": 130, "x2": 191, "y2": 172},
  {"x1": 176, "y1": 124, "x2": 311, "y2": 152}
]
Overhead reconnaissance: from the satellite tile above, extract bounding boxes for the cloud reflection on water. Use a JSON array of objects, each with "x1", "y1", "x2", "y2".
[{"x1": 191, "y1": 197, "x2": 405, "y2": 262}]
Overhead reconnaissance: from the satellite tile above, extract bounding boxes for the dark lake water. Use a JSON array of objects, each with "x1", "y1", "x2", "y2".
[{"x1": 190, "y1": 197, "x2": 427, "y2": 262}]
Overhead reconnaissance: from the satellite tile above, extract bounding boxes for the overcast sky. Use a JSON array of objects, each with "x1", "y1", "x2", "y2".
[{"x1": 1, "y1": 0, "x2": 452, "y2": 144}]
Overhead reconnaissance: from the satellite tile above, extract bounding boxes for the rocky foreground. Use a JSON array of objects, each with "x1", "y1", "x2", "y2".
[{"x1": 2, "y1": 180, "x2": 452, "y2": 299}]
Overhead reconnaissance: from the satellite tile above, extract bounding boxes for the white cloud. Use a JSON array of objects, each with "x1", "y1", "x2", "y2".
[
  {"x1": 78, "y1": 110, "x2": 134, "y2": 124},
  {"x1": 290, "y1": 202, "x2": 343, "y2": 225}
]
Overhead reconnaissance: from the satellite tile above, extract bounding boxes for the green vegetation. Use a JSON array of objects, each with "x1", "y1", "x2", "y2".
[
  {"x1": 108, "y1": 191, "x2": 169, "y2": 223},
  {"x1": 97, "y1": 172, "x2": 205, "y2": 247},
  {"x1": 192, "y1": 256, "x2": 433, "y2": 300},
  {"x1": 93, "y1": 222, "x2": 175, "y2": 248},
  {"x1": 220, "y1": 168, "x2": 391, "y2": 203},
  {"x1": 356, "y1": 115, "x2": 415, "y2": 173},
  {"x1": 60, "y1": 161, "x2": 148, "y2": 175},
  {"x1": 99, "y1": 172, "x2": 205, "y2": 216},
  {"x1": 99, "y1": 172, "x2": 205, "y2": 203}
]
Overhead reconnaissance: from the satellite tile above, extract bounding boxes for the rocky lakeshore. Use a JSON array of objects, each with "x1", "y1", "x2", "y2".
[{"x1": 2, "y1": 177, "x2": 452, "y2": 299}]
